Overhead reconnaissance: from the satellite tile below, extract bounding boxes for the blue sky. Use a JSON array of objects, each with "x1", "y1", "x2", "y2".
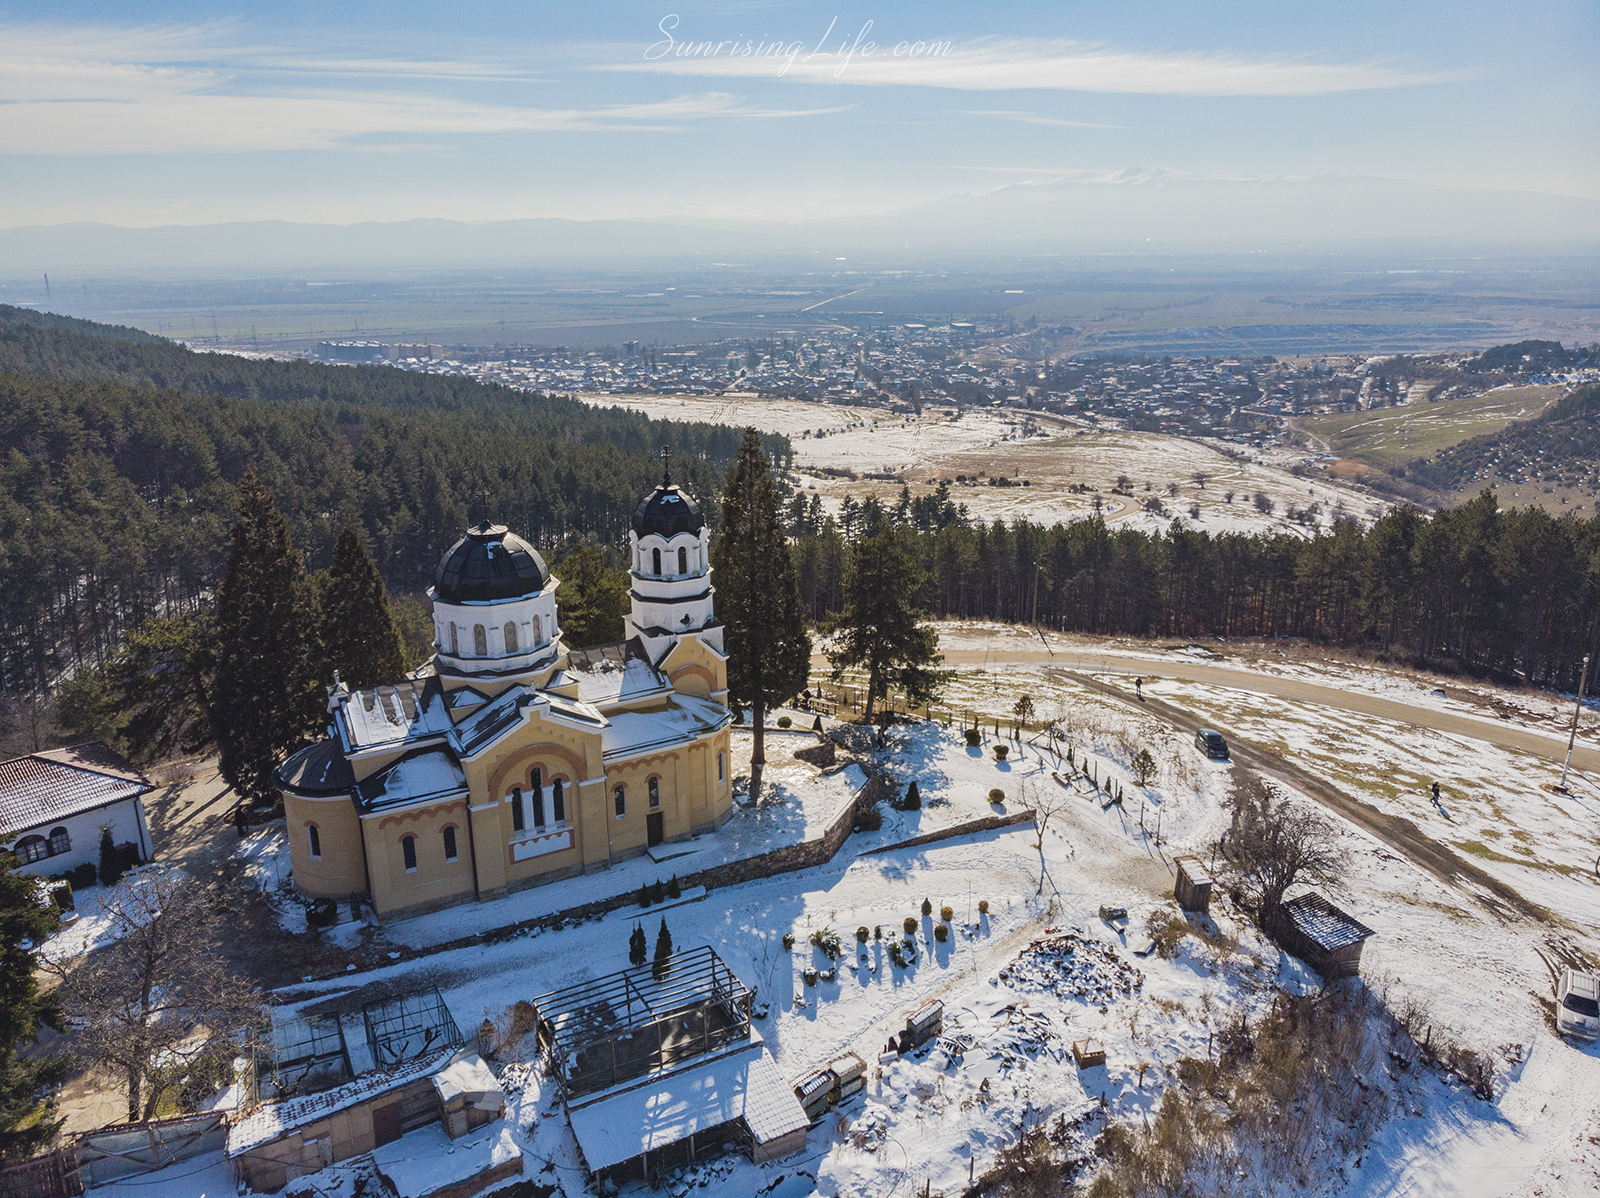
[{"x1": 2, "y1": 0, "x2": 1595, "y2": 227}]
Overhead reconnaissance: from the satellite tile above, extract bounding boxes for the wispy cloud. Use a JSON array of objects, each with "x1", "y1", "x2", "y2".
[
  {"x1": 0, "y1": 23, "x2": 842, "y2": 155},
  {"x1": 956, "y1": 110, "x2": 1124, "y2": 129},
  {"x1": 610, "y1": 35, "x2": 1466, "y2": 96}
]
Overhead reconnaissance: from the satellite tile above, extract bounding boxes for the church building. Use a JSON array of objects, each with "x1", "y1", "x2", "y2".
[{"x1": 275, "y1": 468, "x2": 733, "y2": 922}]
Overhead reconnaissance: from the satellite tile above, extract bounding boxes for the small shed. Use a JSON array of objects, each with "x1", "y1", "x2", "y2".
[
  {"x1": 430, "y1": 1054, "x2": 503, "y2": 1139},
  {"x1": 1173, "y1": 856, "x2": 1214, "y2": 913},
  {"x1": 1274, "y1": 892, "x2": 1375, "y2": 979}
]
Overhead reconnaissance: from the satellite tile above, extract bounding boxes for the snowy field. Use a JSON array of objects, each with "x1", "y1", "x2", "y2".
[
  {"x1": 577, "y1": 393, "x2": 1384, "y2": 536},
  {"x1": 927, "y1": 620, "x2": 1600, "y2": 751}
]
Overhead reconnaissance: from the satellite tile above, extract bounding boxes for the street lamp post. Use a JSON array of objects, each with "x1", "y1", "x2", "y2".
[{"x1": 1560, "y1": 653, "x2": 1592, "y2": 793}]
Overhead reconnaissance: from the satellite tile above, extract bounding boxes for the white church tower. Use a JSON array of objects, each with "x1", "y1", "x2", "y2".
[{"x1": 626, "y1": 449, "x2": 724, "y2": 665}]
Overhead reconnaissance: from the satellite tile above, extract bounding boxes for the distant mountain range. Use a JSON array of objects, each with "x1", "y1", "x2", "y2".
[{"x1": 2, "y1": 171, "x2": 1596, "y2": 272}]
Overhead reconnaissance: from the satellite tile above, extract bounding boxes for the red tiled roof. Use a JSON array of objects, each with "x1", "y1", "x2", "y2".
[{"x1": 0, "y1": 742, "x2": 152, "y2": 836}]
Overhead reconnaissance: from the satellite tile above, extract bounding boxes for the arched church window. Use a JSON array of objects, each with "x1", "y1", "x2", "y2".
[
  {"x1": 504, "y1": 621, "x2": 518, "y2": 653},
  {"x1": 510, "y1": 787, "x2": 524, "y2": 832},
  {"x1": 648, "y1": 777, "x2": 660, "y2": 810},
  {"x1": 614, "y1": 785, "x2": 626, "y2": 818},
  {"x1": 307, "y1": 825, "x2": 321, "y2": 859},
  {"x1": 652, "y1": 547, "x2": 662, "y2": 575},
  {"x1": 473, "y1": 624, "x2": 487, "y2": 656},
  {"x1": 450, "y1": 623, "x2": 459, "y2": 655},
  {"x1": 533, "y1": 615, "x2": 542, "y2": 644},
  {"x1": 678, "y1": 546, "x2": 687, "y2": 574},
  {"x1": 553, "y1": 779, "x2": 566, "y2": 824},
  {"x1": 532, "y1": 784, "x2": 546, "y2": 829},
  {"x1": 401, "y1": 835, "x2": 417, "y2": 872},
  {"x1": 443, "y1": 826, "x2": 458, "y2": 862}
]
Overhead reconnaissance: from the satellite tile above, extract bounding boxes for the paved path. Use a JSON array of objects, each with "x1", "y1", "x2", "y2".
[{"x1": 928, "y1": 649, "x2": 1600, "y2": 774}]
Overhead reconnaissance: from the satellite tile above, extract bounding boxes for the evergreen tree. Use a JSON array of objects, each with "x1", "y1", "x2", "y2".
[
  {"x1": 318, "y1": 523, "x2": 405, "y2": 689},
  {"x1": 0, "y1": 857, "x2": 68, "y2": 1162},
  {"x1": 711, "y1": 429, "x2": 812, "y2": 786},
  {"x1": 828, "y1": 525, "x2": 947, "y2": 724},
  {"x1": 212, "y1": 470, "x2": 321, "y2": 807},
  {"x1": 98, "y1": 828, "x2": 124, "y2": 887},
  {"x1": 629, "y1": 923, "x2": 647, "y2": 967},
  {"x1": 653, "y1": 917, "x2": 673, "y2": 977},
  {"x1": 552, "y1": 545, "x2": 629, "y2": 648}
]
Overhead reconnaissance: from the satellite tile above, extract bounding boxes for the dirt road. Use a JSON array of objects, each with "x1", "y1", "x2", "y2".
[
  {"x1": 1052, "y1": 668, "x2": 1555, "y2": 928},
  {"x1": 927, "y1": 648, "x2": 1600, "y2": 774}
]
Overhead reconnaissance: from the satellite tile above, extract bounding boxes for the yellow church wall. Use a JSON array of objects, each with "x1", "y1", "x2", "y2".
[
  {"x1": 282, "y1": 792, "x2": 366, "y2": 898},
  {"x1": 463, "y1": 715, "x2": 604, "y2": 897},
  {"x1": 364, "y1": 797, "x2": 476, "y2": 919},
  {"x1": 658, "y1": 637, "x2": 728, "y2": 698}
]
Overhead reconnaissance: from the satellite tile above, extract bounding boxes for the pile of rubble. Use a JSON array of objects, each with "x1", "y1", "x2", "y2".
[{"x1": 997, "y1": 932, "x2": 1143, "y2": 1011}]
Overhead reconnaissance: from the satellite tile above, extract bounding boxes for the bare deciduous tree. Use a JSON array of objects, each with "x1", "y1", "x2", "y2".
[
  {"x1": 1224, "y1": 775, "x2": 1347, "y2": 925},
  {"x1": 44, "y1": 872, "x2": 261, "y2": 1122}
]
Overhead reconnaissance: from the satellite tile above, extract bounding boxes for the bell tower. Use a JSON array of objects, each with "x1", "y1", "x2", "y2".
[{"x1": 626, "y1": 448, "x2": 722, "y2": 664}]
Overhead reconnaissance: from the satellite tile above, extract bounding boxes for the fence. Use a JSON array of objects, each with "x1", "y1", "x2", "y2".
[
  {"x1": 0, "y1": 1152, "x2": 82, "y2": 1198},
  {"x1": 75, "y1": 1113, "x2": 227, "y2": 1188}
]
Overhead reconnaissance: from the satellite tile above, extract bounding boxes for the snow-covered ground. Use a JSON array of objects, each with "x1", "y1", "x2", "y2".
[
  {"x1": 43, "y1": 864, "x2": 184, "y2": 961},
  {"x1": 179, "y1": 651, "x2": 1600, "y2": 1198},
  {"x1": 927, "y1": 620, "x2": 1600, "y2": 751}
]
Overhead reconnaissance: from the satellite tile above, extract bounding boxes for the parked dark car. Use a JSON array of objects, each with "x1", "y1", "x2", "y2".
[{"x1": 1195, "y1": 728, "x2": 1230, "y2": 760}]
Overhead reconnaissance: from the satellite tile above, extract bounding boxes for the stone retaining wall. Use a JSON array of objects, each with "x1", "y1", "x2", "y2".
[{"x1": 860, "y1": 809, "x2": 1036, "y2": 856}]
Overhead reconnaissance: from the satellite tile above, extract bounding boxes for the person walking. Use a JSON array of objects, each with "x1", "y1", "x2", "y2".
[
  {"x1": 1431, "y1": 780, "x2": 1442, "y2": 807},
  {"x1": 1135, "y1": 677, "x2": 1144, "y2": 701}
]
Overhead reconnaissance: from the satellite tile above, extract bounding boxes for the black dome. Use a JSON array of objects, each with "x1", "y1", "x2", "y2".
[
  {"x1": 434, "y1": 522, "x2": 549, "y2": 604},
  {"x1": 632, "y1": 484, "x2": 705, "y2": 538}
]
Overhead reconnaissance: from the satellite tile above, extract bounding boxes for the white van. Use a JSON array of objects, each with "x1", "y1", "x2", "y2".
[{"x1": 1556, "y1": 967, "x2": 1600, "y2": 1041}]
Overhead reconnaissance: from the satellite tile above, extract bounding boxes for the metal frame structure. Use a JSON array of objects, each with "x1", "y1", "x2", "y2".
[
  {"x1": 257, "y1": 1012, "x2": 352, "y2": 1100},
  {"x1": 362, "y1": 986, "x2": 462, "y2": 1069},
  {"x1": 531, "y1": 945, "x2": 752, "y2": 1099}
]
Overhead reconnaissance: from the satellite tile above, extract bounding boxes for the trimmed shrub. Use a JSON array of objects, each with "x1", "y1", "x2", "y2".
[
  {"x1": 49, "y1": 883, "x2": 73, "y2": 912},
  {"x1": 777, "y1": 716, "x2": 793, "y2": 729},
  {"x1": 813, "y1": 715, "x2": 824, "y2": 732},
  {"x1": 903, "y1": 916, "x2": 918, "y2": 935},
  {"x1": 307, "y1": 897, "x2": 338, "y2": 927},
  {"x1": 629, "y1": 922, "x2": 648, "y2": 966},
  {"x1": 667, "y1": 875, "x2": 682, "y2": 899},
  {"x1": 921, "y1": 898, "x2": 933, "y2": 916},
  {"x1": 856, "y1": 926, "x2": 870, "y2": 943},
  {"x1": 803, "y1": 967, "x2": 819, "y2": 986},
  {"x1": 894, "y1": 780, "x2": 922, "y2": 811},
  {"x1": 994, "y1": 744, "x2": 1009, "y2": 761},
  {"x1": 651, "y1": 878, "x2": 666, "y2": 904},
  {"x1": 873, "y1": 925, "x2": 883, "y2": 940},
  {"x1": 989, "y1": 788, "x2": 1005, "y2": 804},
  {"x1": 781, "y1": 932, "x2": 796, "y2": 950},
  {"x1": 965, "y1": 728, "x2": 981, "y2": 747},
  {"x1": 940, "y1": 905, "x2": 954, "y2": 923},
  {"x1": 68, "y1": 863, "x2": 97, "y2": 889},
  {"x1": 978, "y1": 900, "x2": 989, "y2": 915},
  {"x1": 853, "y1": 802, "x2": 883, "y2": 832},
  {"x1": 888, "y1": 942, "x2": 912, "y2": 968},
  {"x1": 934, "y1": 923, "x2": 949, "y2": 943},
  {"x1": 637, "y1": 883, "x2": 651, "y2": 908}
]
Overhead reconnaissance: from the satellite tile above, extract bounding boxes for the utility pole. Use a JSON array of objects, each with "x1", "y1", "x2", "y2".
[{"x1": 1560, "y1": 653, "x2": 1592, "y2": 793}]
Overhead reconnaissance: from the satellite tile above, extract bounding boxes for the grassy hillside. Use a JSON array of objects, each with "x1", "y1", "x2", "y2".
[{"x1": 1299, "y1": 385, "x2": 1561, "y2": 469}]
